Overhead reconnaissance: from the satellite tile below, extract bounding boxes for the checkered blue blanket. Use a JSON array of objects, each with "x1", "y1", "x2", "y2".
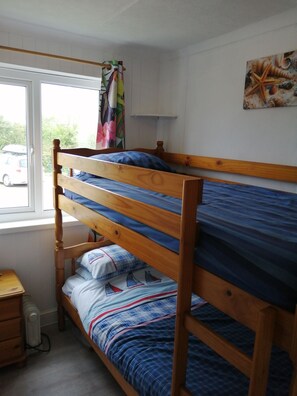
[
  {"x1": 70, "y1": 267, "x2": 292, "y2": 395},
  {"x1": 77, "y1": 267, "x2": 205, "y2": 354}
]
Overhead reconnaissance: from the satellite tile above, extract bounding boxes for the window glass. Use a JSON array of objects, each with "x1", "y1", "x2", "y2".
[
  {"x1": 0, "y1": 67, "x2": 100, "y2": 222},
  {"x1": 41, "y1": 83, "x2": 99, "y2": 210},
  {"x1": 0, "y1": 82, "x2": 30, "y2": 211}
]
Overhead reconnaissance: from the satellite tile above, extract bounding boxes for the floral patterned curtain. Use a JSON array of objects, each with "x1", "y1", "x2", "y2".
[{"x1": 96, "y1": 60, "x2": 125, "y2": 149}]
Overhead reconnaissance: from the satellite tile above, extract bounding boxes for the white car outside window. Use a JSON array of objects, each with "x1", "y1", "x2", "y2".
[{"x1": 0, "y1": 153, "x2": 28, "y2": 186}]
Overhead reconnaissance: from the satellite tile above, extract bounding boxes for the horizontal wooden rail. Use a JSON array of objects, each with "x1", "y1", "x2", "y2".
[
  {"x1": 162, "y1": 152, "x2": 297, "y2": 183},
  {"x1": 59, "y1": 195, "x2": 180, "y2": 280},
  {"x1": 57, "y1": 152, "x2": 203, "y2": 200},
  {"x1": 62, "y1": 240, "x2": 113, "y2": 260},
  {"x1": 185, "y1": 313, "x2": 252, "y2": 377},
  {"x1": 59, "y1": 174, "x2": 182, "y2": 239},
  {"x1": 192, "y1": 266, "x2": 294, "y2": 353},
  {"x1": 55, "y1": 146, "x2": 159, "y2": 157}
]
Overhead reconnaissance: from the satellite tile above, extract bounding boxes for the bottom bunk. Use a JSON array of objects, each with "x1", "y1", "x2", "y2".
[{"x1": 61, "y1": 244, "x2": 293, "y2": 395}]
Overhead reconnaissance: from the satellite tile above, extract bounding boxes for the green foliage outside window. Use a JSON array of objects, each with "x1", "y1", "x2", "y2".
[
  {"x1": 0, "y1": 116, "x2": 78, "y2": 173},
  {"x1": 42, "y1": 117, "x2": 78, "y2": 173},
  {"x1": 0, "y1": 116, "x2": 26, "y2": 147}
]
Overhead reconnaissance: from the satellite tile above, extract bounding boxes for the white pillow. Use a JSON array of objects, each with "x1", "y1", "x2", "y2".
[
  {"x1": 77, "y1": 244, "x2": 147, "y2": 281},
  {"x1": 75, "y1": 266, "x2": 93, "y2": 280}
]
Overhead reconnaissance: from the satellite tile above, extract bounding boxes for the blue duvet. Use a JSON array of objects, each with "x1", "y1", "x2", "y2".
[{"x1": 107, "y1": 303, "x2": 292, "y2": 395}]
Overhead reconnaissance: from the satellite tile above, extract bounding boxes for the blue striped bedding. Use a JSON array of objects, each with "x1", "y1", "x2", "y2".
[
  {"x1": 67, "y1": 267, "x2": 292, "y2": 395},
  {"x1": 70, "y1": 267, "x2": 205, "y2": 353},
  {"x1": 65, "y1": 176, "x2": 297, "y2": 312}
]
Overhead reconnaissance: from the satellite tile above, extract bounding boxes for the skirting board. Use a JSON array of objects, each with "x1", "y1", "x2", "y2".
[{"x1": 40, "y1": 309, "x2": 58, "y2": 328}]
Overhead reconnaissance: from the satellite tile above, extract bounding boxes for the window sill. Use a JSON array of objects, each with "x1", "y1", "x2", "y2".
[{"x1": 0, "y1": 215, "x2": 82, "y2": 235}]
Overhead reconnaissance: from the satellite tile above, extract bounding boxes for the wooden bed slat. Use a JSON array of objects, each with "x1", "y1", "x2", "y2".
[
  {"x1": 59, "y1": 173, "x2": 182, "y2": 239},
  {"x1": 184, "y1": 305, "x2": 276, "y2": 395},
  {"x1": 63, "y1": 240, "x2": 113, "y2": 260},
  {"x1": 57, "y1": 151, "x2": 202, "y2": 200},
  {"x1": 192, "y1": 266, "x2": 294, "y2": 354},
  {"x1": 184, "y1": 313, "x2": 253, "y2": 377},
  {"x1": 162, "y1": 152, "x2": 297, "y2": 183},
  {"x1": 59, "y1": 195, "x2": 180, "y2": 280},
  {"x1": 58, "y1": 153, "x2": 201, "y2": 198},
  {"x1": 54, "y1": 145, "x2": 160, "y2": 158}
]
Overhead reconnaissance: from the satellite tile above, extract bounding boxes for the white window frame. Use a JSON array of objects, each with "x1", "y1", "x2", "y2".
[{"x1": 0, "y1": 64, "x2": 100, "y2": 224}]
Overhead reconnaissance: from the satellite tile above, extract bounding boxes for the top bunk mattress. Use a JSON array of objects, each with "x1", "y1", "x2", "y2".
[{"x1": 64, "y1": 175, "x2": 297, "y2": 312}]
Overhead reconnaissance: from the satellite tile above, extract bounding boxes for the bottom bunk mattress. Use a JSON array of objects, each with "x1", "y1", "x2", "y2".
[{"x1": 63, "y1": 263, "x2": 292, "y2": 396}]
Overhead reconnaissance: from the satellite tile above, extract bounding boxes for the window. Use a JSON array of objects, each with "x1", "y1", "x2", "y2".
[{"x1": 0, "y1": 66, "x2": 100, "y2": 223}]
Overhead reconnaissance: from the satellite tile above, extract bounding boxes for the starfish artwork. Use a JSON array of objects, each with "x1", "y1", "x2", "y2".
[
  {"x1": 243, "y1": 51, "x2": 297, "y2": 109},
  {"x1": 246, "y1": 63, "x2": 279, "y2": 105}
]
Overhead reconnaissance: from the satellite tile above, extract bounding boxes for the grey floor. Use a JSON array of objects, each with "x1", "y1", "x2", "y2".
[{"x1": 0, "y1": 321, "x2": 125, "y2": 396}]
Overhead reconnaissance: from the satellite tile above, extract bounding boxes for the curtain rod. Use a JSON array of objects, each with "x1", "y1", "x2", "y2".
[{"x1": 0, "y1": 45, "x2": 113, "y2": 69}]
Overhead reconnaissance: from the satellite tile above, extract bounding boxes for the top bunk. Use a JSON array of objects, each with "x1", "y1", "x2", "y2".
[
  {"x1": 52, "y1": 139, "x2": 297, "y2": 358},
  {"x1": 53, "y1": 140, "x2": 202, "y2": 281}
]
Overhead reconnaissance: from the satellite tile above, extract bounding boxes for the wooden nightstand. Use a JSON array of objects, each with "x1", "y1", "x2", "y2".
[{"x1": 0, "y1": 269, "x2": 26, "y2": 368}]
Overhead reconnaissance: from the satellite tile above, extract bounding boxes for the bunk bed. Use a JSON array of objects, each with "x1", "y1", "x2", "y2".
[{"x1": 53, "y1": 139, "x2": 297, "y2": 396}]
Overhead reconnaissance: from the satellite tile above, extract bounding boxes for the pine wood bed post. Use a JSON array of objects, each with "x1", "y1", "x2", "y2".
[
  {"x1": 155, "y1": 140, "x2": 165, "y2": 157},
  {"x1": 171, "y1": 178, "x2": 202, "y2": 395},
  {"x1": 289, "y1": 307, "x2": 297, "y2": 395},
  {"x1": 53, "y1": 139, "x2": 65, "y2": 331}
]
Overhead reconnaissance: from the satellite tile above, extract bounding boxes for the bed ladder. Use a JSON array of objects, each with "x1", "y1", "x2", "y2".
[
  {"x1": 170, "y1": 187, "x2": 279, "y2": 396},
  {"x1": 171, "y1": 275, "x2": 277, "y2": 396}
]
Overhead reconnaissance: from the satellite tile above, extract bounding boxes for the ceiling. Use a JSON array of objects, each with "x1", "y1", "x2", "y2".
[{"x1": 0, "y1": 0, "x2": 297, "y2": 51}]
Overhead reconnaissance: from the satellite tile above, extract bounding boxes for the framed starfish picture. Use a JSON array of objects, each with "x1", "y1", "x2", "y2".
[{"x1": 243, "y1": 50, "x2": 297, "y2": 109}]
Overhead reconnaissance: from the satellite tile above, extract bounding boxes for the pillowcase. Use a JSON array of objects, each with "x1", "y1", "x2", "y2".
[
  {"x1": 93, "y1": 151, "x2": 173, "y2": 172},
  {"x1": 75, "y1": 266, "x2": 93, "y2": 280},
  {"x1": 76, "y1": 244, "x2": 147, "y2": 281},
  {"x1": 77, "y1": 151, "x2": 174, "y2": 181}
]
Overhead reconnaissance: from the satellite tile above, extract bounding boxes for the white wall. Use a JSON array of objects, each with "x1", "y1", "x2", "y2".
[
  {"x1": 0, "y1": 17, "x2": 162, "y2": 324},
  {"x1": 158, "y1": 8, "x2": 297, "y2": 191},
  {"x1": 0, "y1": 222, "x2": 88, "y2": 326}
]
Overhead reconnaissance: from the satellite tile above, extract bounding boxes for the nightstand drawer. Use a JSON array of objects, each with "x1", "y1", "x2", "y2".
[
  {"x1": 0, "y1": 297, "x2": 21, "y2": 321},
  {"x1": 0, "y1": 337, "x2": 24, "y2": 365},
  {"x1": 0, "y1": 318, "x2": 22, "y2": 341}
]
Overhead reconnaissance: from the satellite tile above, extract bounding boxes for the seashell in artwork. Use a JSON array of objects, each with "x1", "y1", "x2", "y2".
[
  {"x1": 275, "y1": 54, "x2": 291, "y2": 70},
  {"x1": 289, "y1": 54, "x2": 297, "y2": 70},
  {"x1": 267, "y1": 96, "x2": 287, "y2": 107},
  {"x1": 279, "y1": 81, "x2": 294, "y2": 90},
  {"x1": 281, "y1": 57, "x2": 292, "y2": 69},
  {"x1": 269, "y1": 85, "x2": 278, "y2": 95},
  {"x1": 250, "y1": 59, "x2": 293, "y2": 80}
]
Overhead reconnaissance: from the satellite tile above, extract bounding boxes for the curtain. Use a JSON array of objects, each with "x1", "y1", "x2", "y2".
[{"x1": 96, "y1": 60, "x2": 125, "y2": 149}]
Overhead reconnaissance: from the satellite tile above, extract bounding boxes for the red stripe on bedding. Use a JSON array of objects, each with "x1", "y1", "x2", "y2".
[
  {"x1": 88, "y1": 289, "x2": 177, "y2": 336},
  {"x1": 104, "y1": 300, "x2": 207, "y2": 353}
]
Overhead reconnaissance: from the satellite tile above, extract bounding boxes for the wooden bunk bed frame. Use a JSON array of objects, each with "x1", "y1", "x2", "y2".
[{"x1": 53, "y1": 139, "x2": 297, "y2": 396}]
